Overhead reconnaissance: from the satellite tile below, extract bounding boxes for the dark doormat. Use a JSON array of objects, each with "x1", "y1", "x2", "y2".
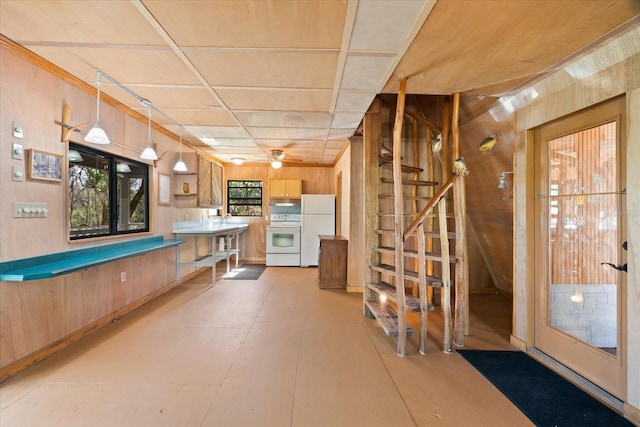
[
  {"x1": 458, "y1": 350, "x2": 632, "y2": 427},
  {"x1": 222, "y1": 264, "x2": 266, "y2": 280}
]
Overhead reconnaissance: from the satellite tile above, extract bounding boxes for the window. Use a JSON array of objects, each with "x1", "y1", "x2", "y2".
[
  {"x1": 68, "y1": 143, "x2": 150, "y2": 240},
  {"x1": 227, "y1": 180, "x2": 262, "y2": 216}
]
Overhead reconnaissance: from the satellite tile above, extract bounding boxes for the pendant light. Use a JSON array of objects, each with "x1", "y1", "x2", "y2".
[
  {"x1": 85, "y1": 70, "x2": 111, "y2": 144},
  {"x1": 173, "y1": 127, "x2": 188, "y2": 172},
  {"x1": 140, "y1": 105, "x2": 159, "y2": 161}
]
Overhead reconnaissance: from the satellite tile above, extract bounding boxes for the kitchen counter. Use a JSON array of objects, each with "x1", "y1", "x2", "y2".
[{"x1": 172, "y1": 221, "x2": 249, "y2": 283}]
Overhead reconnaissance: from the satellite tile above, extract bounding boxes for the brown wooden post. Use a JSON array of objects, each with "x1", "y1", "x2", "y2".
[
  {"x1": 417, "y1": 222, "x2": 428, "y2": 354},
  {"x1": 393, "y1": 78, "x2": 408, "y2": 355},
  {"x1": 411, "y1": 119, "x2": 420, "y2": 297},
  {"x1": 451, "y1": 92, "x2": 469, "y2": 345},
  {"x1": 438, "y1": 197, "x2": 452, "y2": 353},
  {"x1": 363, "y1": 99, "x2": 381, "y2": 317}
]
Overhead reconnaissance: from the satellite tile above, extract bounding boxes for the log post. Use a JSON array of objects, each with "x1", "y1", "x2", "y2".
[
  {"x1": 417, "y1": 222, "x2": 427, "y2": 354},
  {"x1": 451, "y1": 92, "x2": 469, "y2": 345},
  {"x1": 393, "y1": 78, "x2": 408, "y2": 355},
  {"x1": 438, "y1": 197, "x2": 452, "y2": 353}
]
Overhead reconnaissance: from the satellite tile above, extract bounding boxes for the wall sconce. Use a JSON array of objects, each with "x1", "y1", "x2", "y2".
[
  {"x1": 85, "y1": 70, "x2": 110, "y2": 145},
  {"x1": 231, "y1": 157, "x2": 245, "y2": 165},
  {"x1": 140, "y1": 104, "x2": 159, "y2": 161},
  {"x1": 173, "y1": 127, "x2": 188, "y2": 172},
  {"x1": 497, "y1": 171, "x2": 514, "y2": 190}
]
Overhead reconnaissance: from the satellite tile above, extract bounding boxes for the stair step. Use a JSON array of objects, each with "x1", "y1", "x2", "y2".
[
  {"x1": 370, "y1": 264, "x2": 443, "y2": 288},
  {"x1": 379, "y1": 195, "x2": 433, "y2": 201},
  {"x1": 376, "y1": 246, "x2": 457, "y2": 263},
  {"x1": 377, "y1": 228, "x2": 456, "y2": 240},
  {"x1": 377, "y1": 212, "x2": 455, "y2": 219},
  {"x1": 381, "y1": 178, "x2": 438, "y2": 187},
  {"x1": 365, "y1": 300, "x2": 415, "y2": 337},
  {"x1": 380, "y1": 161, "x2": 423, "y2": 174},
  {"x1": 366, "y1": 281, "x2": 421, "y2": 311}
]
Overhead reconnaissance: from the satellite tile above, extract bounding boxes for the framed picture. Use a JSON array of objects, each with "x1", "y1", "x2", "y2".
[
  {"x1": 28, "y1": 149, "x2": 63, "y2": 182},
  {"x1": 158, "y1": 172, "x2": 170, "y2": 205}
]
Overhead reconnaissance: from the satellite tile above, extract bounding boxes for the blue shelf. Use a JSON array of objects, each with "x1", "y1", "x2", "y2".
[{"x1": 0, "y1": 236, "x2": 184, "y2": 282}]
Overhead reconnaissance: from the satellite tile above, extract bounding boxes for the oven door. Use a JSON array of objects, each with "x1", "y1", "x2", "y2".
[{"x1": 266, "y1": 226, "x2": 300, "y2": 253}]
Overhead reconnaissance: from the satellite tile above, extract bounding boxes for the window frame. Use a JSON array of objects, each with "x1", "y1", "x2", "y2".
[
  {"x1": 68, "y1": 142, "x2": 150, "y2": 241},
  {"x1": 226, "y1": 180, "x2": 263, "y2": 217}
]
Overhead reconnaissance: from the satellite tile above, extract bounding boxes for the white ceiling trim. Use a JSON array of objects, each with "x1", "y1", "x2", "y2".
[{"x1": 329, "y1": 0, "x2": 359, "y2": 114}]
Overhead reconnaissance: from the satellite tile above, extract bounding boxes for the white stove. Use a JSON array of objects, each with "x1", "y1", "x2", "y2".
[{"x1": 266, "y1": 214, "x2": 301, "y2": 266}]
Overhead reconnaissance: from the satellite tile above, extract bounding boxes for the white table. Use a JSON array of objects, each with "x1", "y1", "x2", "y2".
[{"x1": 172, "y1": 222, "x2": 248, "y2": 284}]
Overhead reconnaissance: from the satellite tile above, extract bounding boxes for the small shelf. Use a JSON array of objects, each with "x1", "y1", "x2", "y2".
[
  {"x1": 173, "y1": 171, "x2": 196, "y2": 176},
  {"x1": 174, "y1": 193, "x2": 197, "y2": 197}
]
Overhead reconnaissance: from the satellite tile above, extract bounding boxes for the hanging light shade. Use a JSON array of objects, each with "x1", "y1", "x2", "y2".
[
  {"x1": 68, "y1": 149, "x2": 84, "y2": 162},
  {"x1": 173, "y1": 127, "x2": 188, "y2": 172},
  {"x1": 85, "y1": 70, "x2": 110, "y2": 145},
  {"x1": 140, "y1": 105, "x2": 159, "y2": 161},
  {"x1": 117, "y1": 162, "x2": 131, "y2": 173},
  {"x1": 271, "y1": 159, "x2": 282, "y2": 169}
]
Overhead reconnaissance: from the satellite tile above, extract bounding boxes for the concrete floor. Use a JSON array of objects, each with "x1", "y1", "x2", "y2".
[{"x1": 0, "y1": 266, "x2": 532, "y2": 426}]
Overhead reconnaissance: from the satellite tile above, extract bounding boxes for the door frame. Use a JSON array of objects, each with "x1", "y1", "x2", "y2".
[{"x1": 532, "y1": 96, "x2": 627, "y2": 399}]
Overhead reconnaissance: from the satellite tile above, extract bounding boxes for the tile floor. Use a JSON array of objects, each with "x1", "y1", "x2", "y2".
[{"x1": 0, "y1": 266, "x2": 532, "y2": 426}]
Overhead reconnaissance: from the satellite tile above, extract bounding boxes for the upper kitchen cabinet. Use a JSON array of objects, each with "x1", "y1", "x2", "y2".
[
  {"x1": 197, "y1": 155, "x2": 223, "y2": 208},
  {"x1": 270, "y1": 179, "x2": 302, "y2": 198}
]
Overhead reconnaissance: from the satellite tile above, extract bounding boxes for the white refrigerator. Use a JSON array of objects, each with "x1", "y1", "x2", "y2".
[{"x1": 300, "y1": 194, "x2": 335, "y2": 267}]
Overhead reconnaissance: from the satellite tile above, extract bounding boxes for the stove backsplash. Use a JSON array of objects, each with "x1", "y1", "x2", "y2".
[{"x1": 270, "y1": 204, "x2": 301, "y2": 215}]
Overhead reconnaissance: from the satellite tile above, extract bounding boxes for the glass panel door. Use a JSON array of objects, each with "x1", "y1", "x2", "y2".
[{"x1": 534, "y1": 96, "x2": 626, "y2": 399}]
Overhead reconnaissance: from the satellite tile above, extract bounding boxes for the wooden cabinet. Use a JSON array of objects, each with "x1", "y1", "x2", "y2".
[
  {"x1": 318, "y1": 235, "x2": 348, "y2": 289},
  {"x1": 270, "y1": 179, "x2": 301, "y2": 198},
  {"x1": 197, "y1": 155, "x2": 223, "y2": 208}
]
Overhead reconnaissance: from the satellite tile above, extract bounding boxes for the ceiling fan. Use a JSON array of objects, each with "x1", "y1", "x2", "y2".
[{"x1": 269, "y1": 149, "x2": 303, "y2": 168}]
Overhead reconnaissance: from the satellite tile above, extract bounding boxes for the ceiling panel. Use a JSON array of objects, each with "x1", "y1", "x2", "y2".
[
  {"x1": 234, "y1": 111, "x2": 333, "y2": 128},
  {"x1": 216, "y1": 88, "x2": 333, "y2": 112},
  {"x1": 142, "y1": 0, "x2": 348, "y2": 49},
  {"x1": 0, "y1": 1, "x2": 165, "y2": 45},
  {"x1": 186, "y1": 50, "x2": 339, "y2": 88},
  {"x1": 1, "y1": 0, "x2": 636, "y2": 165}
]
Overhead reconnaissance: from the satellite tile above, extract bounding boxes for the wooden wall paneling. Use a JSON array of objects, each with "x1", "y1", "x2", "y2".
[{"x1": 349, "y1": 137, "x2": 365, "y2": 290}]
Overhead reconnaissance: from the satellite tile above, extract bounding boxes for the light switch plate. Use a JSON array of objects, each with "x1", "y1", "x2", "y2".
[
  {"x1": 12, "y1": 143, "x2": 24, "y2": 160},
  {"x1": 13, "y1": 202, "x2": 48, "y2": 218},
  {"x1": 12, "y1": 121, "x2": 23, "y2": 139},
  {"x1": 12, "y1": 165, "x2": 24, "y2": 182}
]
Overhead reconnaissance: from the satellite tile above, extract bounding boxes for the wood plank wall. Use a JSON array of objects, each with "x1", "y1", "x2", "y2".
[{"x1": 223, "y1": 164, "x2": 335, "y2": 263}]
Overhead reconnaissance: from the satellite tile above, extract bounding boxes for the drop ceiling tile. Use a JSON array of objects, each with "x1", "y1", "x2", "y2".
[
  {"x1": 234, "y1": 111, "x2": 332, "y2": 128},
  {"x1": 187, "y1": 126, "x2": 247, "y2": 139},
  {"x1": 247, "y1": 127, "x2": 329, "y2": 140},
  {"x1": 28, "y1": 46, "x2": 201, "y2": 85},
  {"x1": 144, "y1": 1, "x2": 347, "y2": 49},
  {"x1": 217, "y1": 88, "x2": 332, "y2": 112},
  {"x1": 256, "y1": 140, "x2": 326, "y2": 149},
  {"x1": 331, "y1": 113, "x2": 364, "y2": 129},
  {"x1": 334, "y1": 91, "x2": 376, "y2": 113},
  {"x1": 124, "y1": 86, "x2": 219, "y2": 109},
  {"x1": 162, "y1": 110, "x2": 237, "y2": 127},
  {"x1": 186, "y1": 50, "x2": 338, "y2": 88},
  {"x1": 326, "y1": 140, "x2": 349, "y2": 149},
  {"x1": 329, "y1": 129, "x2": 357, "y2": 139},
  {"x1": 192, "y1": 138, "x2": 257, "y2": 147},
  {"x1": 340, "y1": 55, "x2": 395, "y2": 90},
  {"x1": 349, "y1": 0, "x2": 429, "y2": 52},
  {"x1": 0, "y1": 1, "x2": 165, "y2": 45}
]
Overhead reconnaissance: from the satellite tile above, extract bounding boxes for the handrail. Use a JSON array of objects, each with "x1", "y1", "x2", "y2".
[{"x1": 403, "y1": 175, "x2": 455, "y2": 240}]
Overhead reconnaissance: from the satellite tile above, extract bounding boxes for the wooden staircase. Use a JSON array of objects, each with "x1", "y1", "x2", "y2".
[{"x1": 363, "y1": 82, "x2": 469, "y2": 356}]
